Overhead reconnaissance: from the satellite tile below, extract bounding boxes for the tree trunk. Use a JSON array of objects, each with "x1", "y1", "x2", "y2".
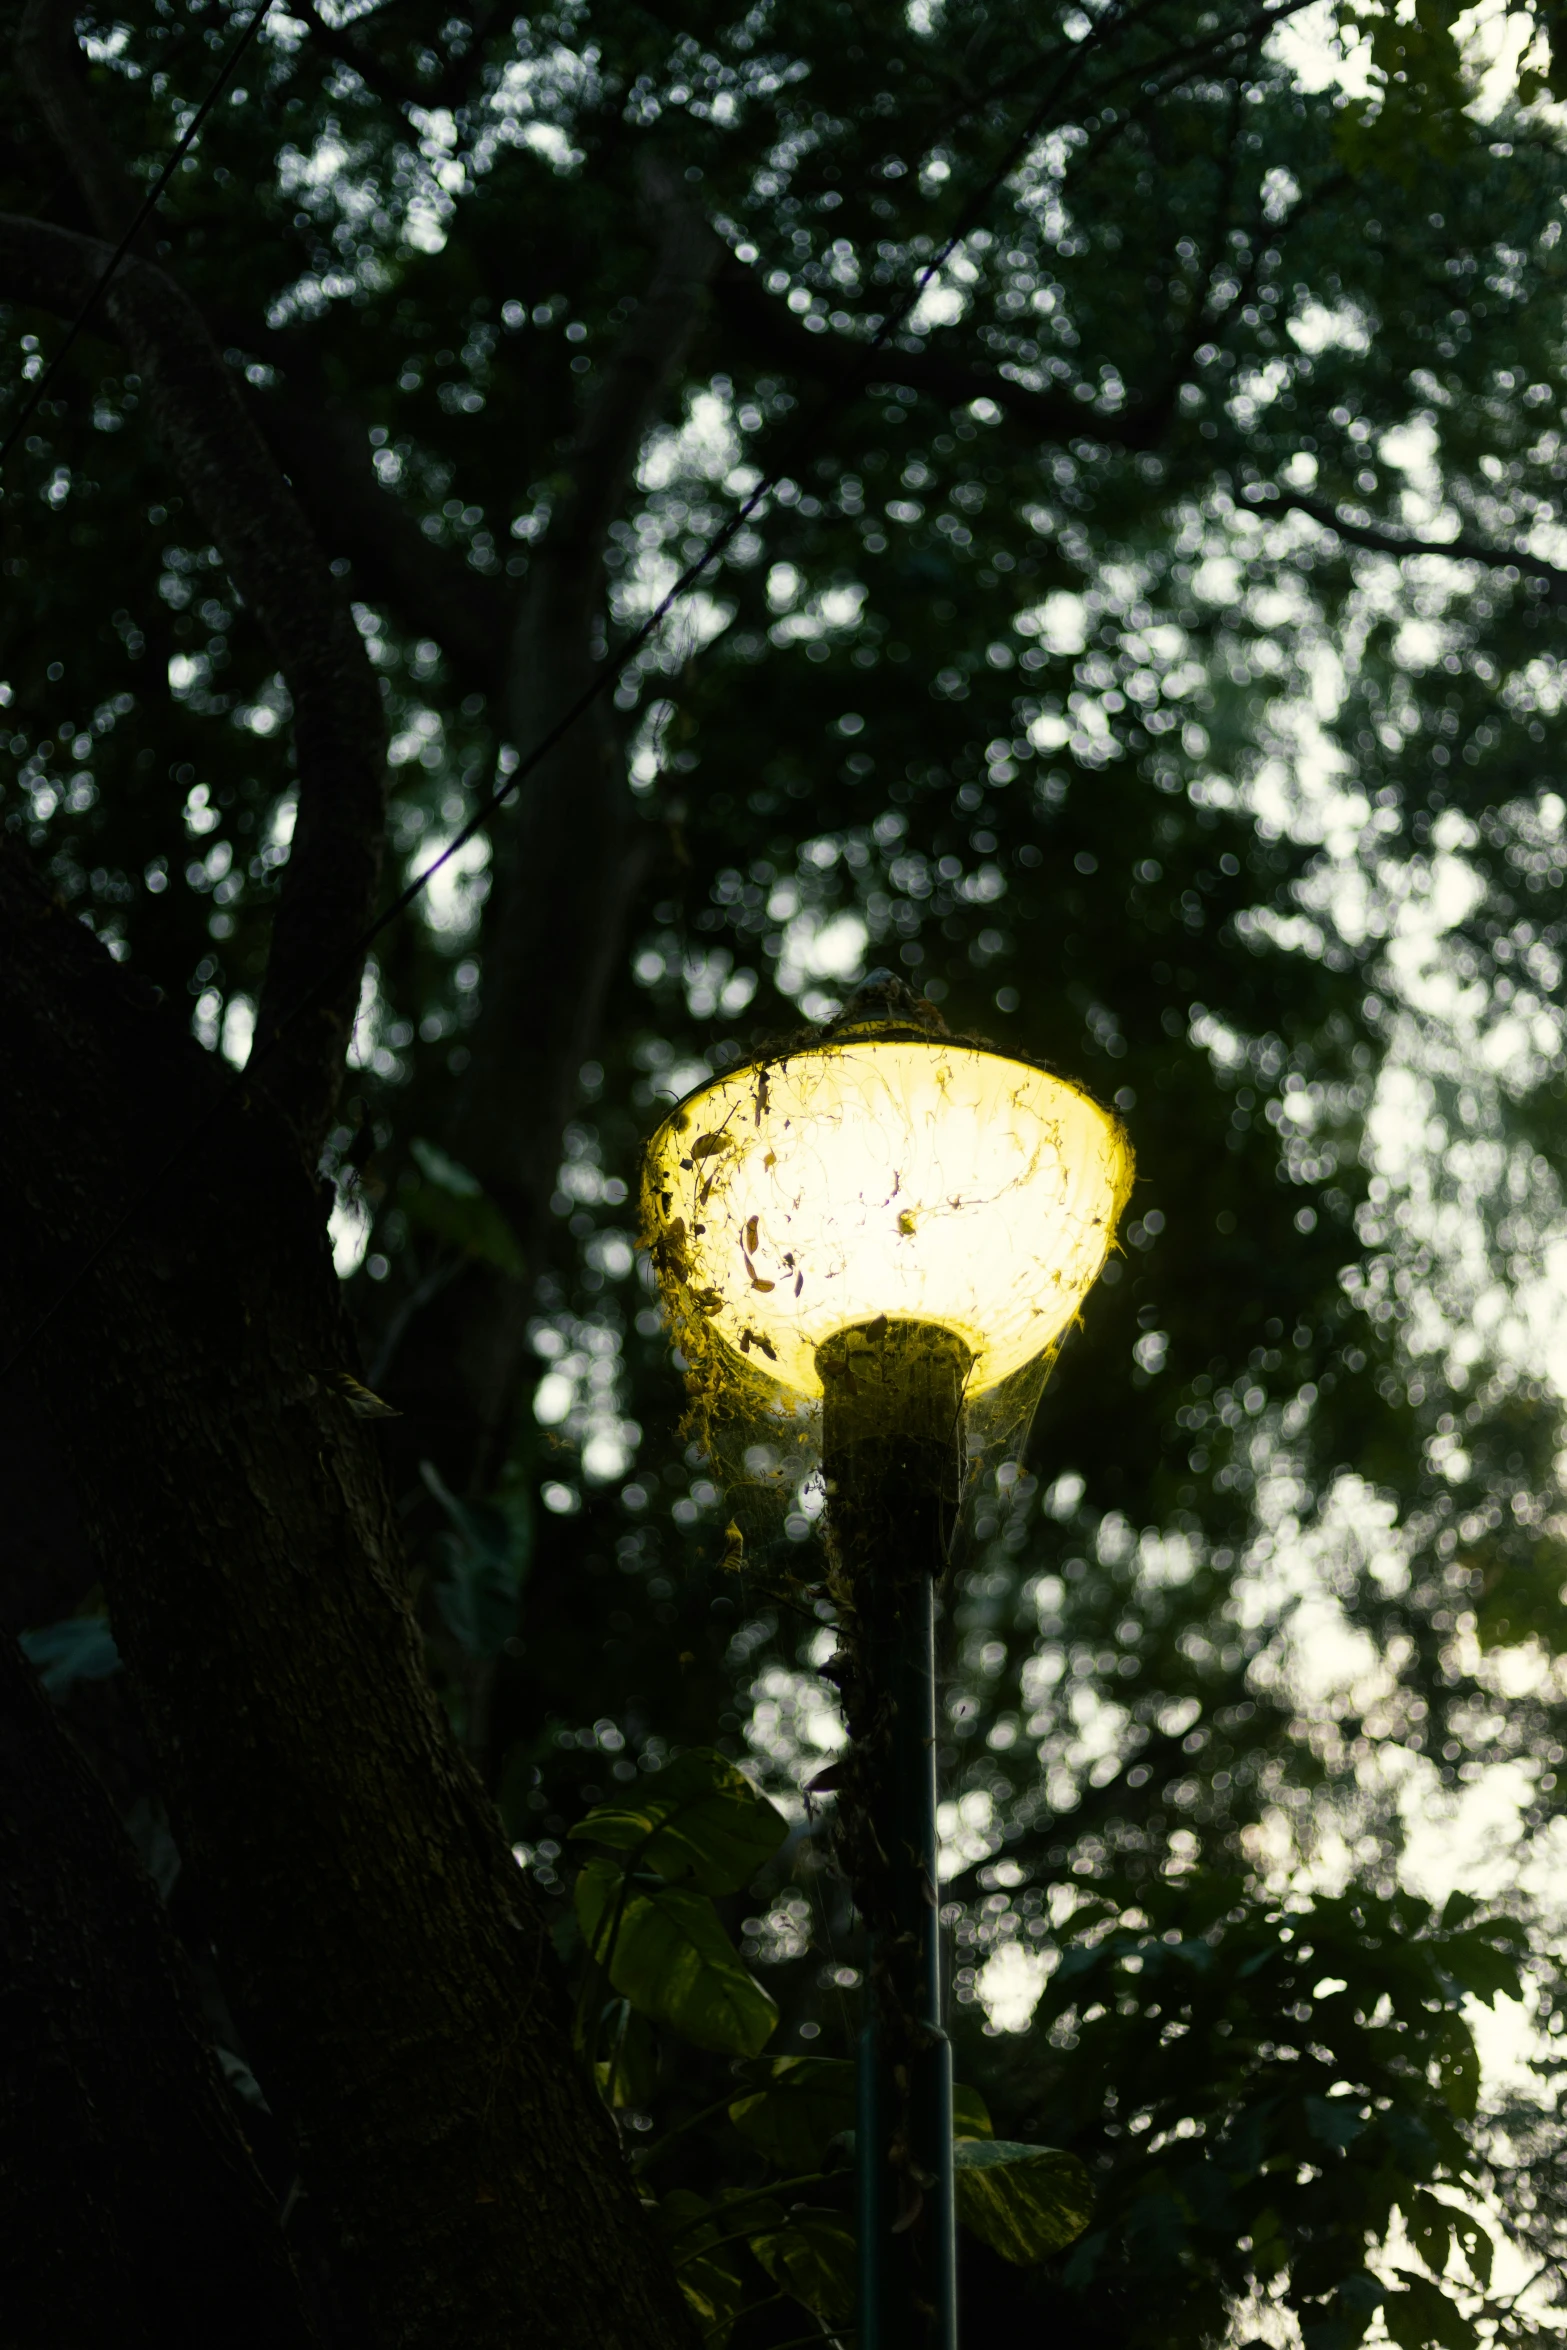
[
  {"x1": 0, "y1": 846, "x2": 695, "y2": 2350},
  {"x1": 0, "y1": 1628, "x2": 320, "y2": 2350}
]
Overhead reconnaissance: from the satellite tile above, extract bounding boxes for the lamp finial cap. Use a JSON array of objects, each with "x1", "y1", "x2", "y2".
[{"x1": 826, "y1": 972, "x2": 949, "y2": 1043}]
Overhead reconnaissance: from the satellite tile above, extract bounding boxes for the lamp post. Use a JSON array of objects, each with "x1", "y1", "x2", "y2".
[{"x1": 643, "y1": 993, "x2": 1131, "y2": 2349}]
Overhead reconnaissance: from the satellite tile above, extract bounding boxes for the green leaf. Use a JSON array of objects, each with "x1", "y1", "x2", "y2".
[
  {"x1": 953, "y1": 2139, "x2": 1094, "y2": 2266},
  {"x1": 749, "y1": 2210, "x2": 857, "y2": 2324},
  {"x1": 593, "y1": 2000, "x2": 658, "y2": 2109},
  {"x1": 568, "y1": 1748, "x2": 788, "y2": 1895},
  {"x1": 1400, "y1": 2189, "x2": 1494, "y2": 2295},
  {"x1": 1440, "y1": 1917, "x2": 1527, "y2": 2007},
  {"x1": 576, "y1": 1858, "x2": 779, "y2": 2057},
  {"x1": 1430, "y1": 2011, "x2": 1479, "y2": 2120},
  {"x1": 1453, "y1": 2211, "x2": 1494, "y2": 2294},
  {"x1": 730, "y1": 2057, "x2": 855, "y2": 2172},
  {"x1": 1304, "y1": 2092, "x2": 1366, "y2": 2152},
  {"x1": 730, "y1": 2058, "x2": 993, "y2": 2172},
  {"x1": 1405, "y1": 2189, "x2": 1453, "y2": 2281},
  {"x1": 574, "y1": 1854, "x2": 624, "y2": 1948},
  {"x1": 954, "y1": 2081, "x2": 994, "y2": 2141},
  {"x1": 656, "y1": 2191, "x2": 745, "y2": 2347},
  {"x1": 421, "y1": 1460, "x2": 532, "y2": 1658},
  {"x1": 1383, "y1": 2268, "x2": 1477, "y2": 2350},
  {"x1": 19, "y1": 1613, "x2": 122, "y2": 1696},
  {"x1": 405, "y1": 1139, "x2": 525, "y2": 1275},
  {"x1": 1469, "y1": 1536, "x2": 1567, "y2": 1654}
]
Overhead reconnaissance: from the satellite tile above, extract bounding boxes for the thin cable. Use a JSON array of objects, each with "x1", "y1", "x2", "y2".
[
  {"x1": 0, "y1": 0, "x2": 275, "y2": 474},
  {"x1": 0, "y1": 0, "x2": 1162, "y2": 1374}
]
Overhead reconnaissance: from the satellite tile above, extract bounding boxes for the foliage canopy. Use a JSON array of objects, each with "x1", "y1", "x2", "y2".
[{"x1": 9, "y1": 0, "x2": 1567, "y2": 2340}]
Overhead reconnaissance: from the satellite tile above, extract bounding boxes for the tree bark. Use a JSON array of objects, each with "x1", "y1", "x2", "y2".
[
  {"x1": 0, "y1": 1627, "x2": 320, "y2": 2350},
  {"x1": 0, "y1": 845, "x2": 695, "y2": 2350}
]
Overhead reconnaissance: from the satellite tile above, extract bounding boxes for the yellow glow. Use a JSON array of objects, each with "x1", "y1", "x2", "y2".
[{"x1": 644, "y1": 1040, "x2": 1133, "y2": 1402}]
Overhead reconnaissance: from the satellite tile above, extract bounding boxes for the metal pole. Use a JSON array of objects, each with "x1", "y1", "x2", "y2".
[{"x1": 819, "y1": 1318, "x2": 967, "y2": 2350}]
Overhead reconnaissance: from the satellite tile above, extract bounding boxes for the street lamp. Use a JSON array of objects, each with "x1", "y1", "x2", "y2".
[{"x1": 642, "y1": 991, "x2": 1132, "y2": 2348}]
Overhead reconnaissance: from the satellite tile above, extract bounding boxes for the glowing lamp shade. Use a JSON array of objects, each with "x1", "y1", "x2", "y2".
[{"x1": 643, "y1": 1039, "x2": 1132, "y2": 1402}]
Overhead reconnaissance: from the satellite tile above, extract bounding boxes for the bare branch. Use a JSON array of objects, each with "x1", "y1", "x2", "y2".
[
  {"x1": 17, "y1": 0, "x2": 142, "y2": 242},
  {"x1": 254, "y1": 386, "x2": 510, "y2": 699},
  {"x1": 1254, "y1": 485, "x2": 1567, "y2": 602},
  {"x1": 0, "y1": 206, "x2": 386, "y2": 1158},
  {"x1": 712, "y1": 248, "x2": 1089, "y2": 442},
  {"x1": 713, "y1": 238, "x2": 1238, "y2": 456},
  {"x1": 186, "y1": 291, "x2": 512, "y2": 690}
]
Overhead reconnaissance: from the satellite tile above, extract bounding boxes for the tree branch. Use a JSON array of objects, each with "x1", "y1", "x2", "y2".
[
  {"x1": 0, "y1": 203, "x2": 386, "y2": 1159},
  {"x1": 292, "y1": 0, "x2": 424, "y2": 106},
  {"x1": 707, "y1": 0, "x2": 1335, "y2": 460},
  {"x1": 254, "y1": 382, "x2": 510, "y2": 699},
  {"x1": 713, "y1": 238, "x2": 1248, "y2": 457},
  {"x1": 712, "y1": 247, "x2": 1090, "y2": 442},
  {"x1": 1254, "y1": 484, "x2": 1567, "y2": 601},
  {"x1": 178, "y1": 288, "x2": 512, "y2": 693}
]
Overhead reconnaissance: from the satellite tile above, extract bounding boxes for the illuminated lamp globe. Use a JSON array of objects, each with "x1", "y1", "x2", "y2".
[
  {"x1": 642, "y1": 1022, "x2": 1133, "y2": 1413},
  {"x1": 645, "y1": 1008, "x2": 1131, "y2": 2350}
]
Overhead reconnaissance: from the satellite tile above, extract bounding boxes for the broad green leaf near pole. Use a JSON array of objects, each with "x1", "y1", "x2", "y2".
[
  {"x1": 748, "y1": 2210, "x2": 857, "y2": 2325},
  {"x1": 569, "y1": 1748, "x2": 790, "y2": 1895},
  {"x1": 952, "y1": 2140, "x2": 1096, "y2": 2266},
  {"x1": 576, "y1": 1855, "x2": 779, "y2": 2058},
  {"x1": 654, "y1": 2190, "x2": 746, "y2": 2347}
]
